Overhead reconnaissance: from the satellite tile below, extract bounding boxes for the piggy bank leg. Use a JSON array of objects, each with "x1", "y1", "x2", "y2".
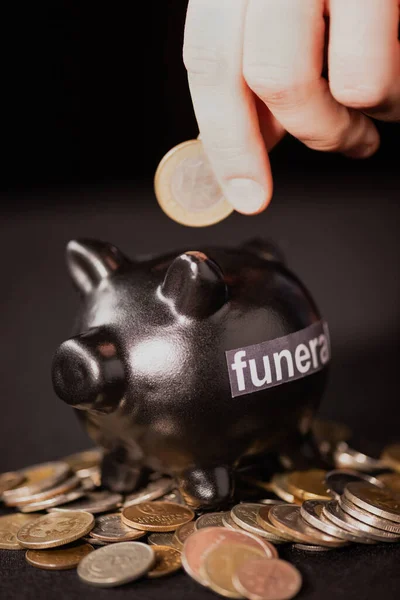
[
  {"x1": 101, "y1": 448, "x2": 143, "y2": 494},
  {"x1": 177, "y1": 465, "x2": 234, "y2": 510}
]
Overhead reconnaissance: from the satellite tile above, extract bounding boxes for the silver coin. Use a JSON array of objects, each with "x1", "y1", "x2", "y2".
[
  {"x1": 321, "y1": 502, "x2": 376, "y2": 544},
  {"x1": 148, "y1": 532, "x2": 180, "y2": 549},
  {"x1": 3, "y1": 462, "x2": 70, "y2": 503},
  {"x1": 339, "y1": 496, "x2": 400, "y2": 534},
  {"x1": 325, "y1": 502, "x2": 398, "y2": 542},
  {"x1": 77, "y1": 541, "x2": 155, "y2": 587},
  {"x1": 325, "y1": 469, "x2": 385, "y2": 499},
  {"x1": 49, "y1": 491, "x2": 123, "y2": 514},
  {"x1": 269, "y1": 504, "x2": 346, "y2": 548},
  {"x1": 19, "y1": 488, "x2": 85, "y2": 513},
  {"x1": 300, "y1": 500, "x2": 360, "y2": 543},
  {"x1": 344, "y1": 482, "x2": 400, "y2": 523},
  {"x1": 259, "y1": 499, "x2": 286, "y2": 505},
  {"x1": 292, "y1": 543, "x2": 333, "y2": 552},
  {"x1": 231, "y1": 503, "x2": 288, "y2": 543},
  {"x1": 333, "y1": 443, "x2": 387, "y2": 473},
  {"x1": 7, "y1": 475, "x2": 81, "y2": 507},
  {"x1": 90, "y1": 513, "x2": 146, "y2": 542},
  {"x1": 123, "y1": 478, "x2": 174, "y2": 508},
  {"x1": 195, "y1": 512, "x2": 225, "y2": 530}
]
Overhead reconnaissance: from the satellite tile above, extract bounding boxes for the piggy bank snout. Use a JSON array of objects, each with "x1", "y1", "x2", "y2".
[{"x1": 52, "y1": 330, "x2": 125, "y2": 413}]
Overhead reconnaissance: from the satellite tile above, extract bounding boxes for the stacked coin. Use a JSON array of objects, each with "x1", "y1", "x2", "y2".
[{"x1": 2, "y1": 436, "x2": 400, "y2": 599}]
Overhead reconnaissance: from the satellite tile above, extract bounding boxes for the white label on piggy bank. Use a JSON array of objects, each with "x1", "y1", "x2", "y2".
[{"x1": 225, "y1": 320, "x2": 330, "y2": 398}]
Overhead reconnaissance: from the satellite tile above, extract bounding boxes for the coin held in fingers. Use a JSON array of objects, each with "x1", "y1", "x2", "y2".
[{"x1": 154, "y1": 139, "x2": 233, "y2": 227}]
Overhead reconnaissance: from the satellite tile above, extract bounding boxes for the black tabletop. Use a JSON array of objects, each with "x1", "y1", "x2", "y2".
[{"x1": 1, "y1": 161, "x2": 400, "y2": 599}]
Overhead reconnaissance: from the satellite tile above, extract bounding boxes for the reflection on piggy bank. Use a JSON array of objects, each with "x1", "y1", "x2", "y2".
[{"x1": 52, "y1": 238, "x2": 330, "y2": 509}]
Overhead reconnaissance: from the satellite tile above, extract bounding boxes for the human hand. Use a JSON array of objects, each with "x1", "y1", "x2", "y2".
[{"x1": 183, "y1": 0, "x2": 400, "y2": 214}]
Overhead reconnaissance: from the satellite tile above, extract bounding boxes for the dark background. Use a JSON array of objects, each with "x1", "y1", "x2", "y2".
[{"x1": 1, "y1": 2, "x2": 400, "y2": 599}]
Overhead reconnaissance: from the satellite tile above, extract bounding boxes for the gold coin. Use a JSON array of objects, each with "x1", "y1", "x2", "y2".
[
  {"x1": 147, "y1": 545, "x2": 182, "y2": 578},
  {"x1": 16, "y1": 510, "x2": 94, "y2": 549},
  {"x1": 173, "y1": 520, "x2": 196, "y2": 549},
  {"x1": 9, "y1": 475, "x2": 81, "y2": 507},
  {"x1": 121, "y1": 501, "x2": 195, "y2": 532},
  {"x1": 286, "y1": 470, "x2": 332, "y2": 501},
  {"x1": 270, "y1": 474, "x2": 301, "y2": 505},
  {"x1": 3, "y1": 462, "x2": 70, "y2": 504},
  {"x1": 0, "y1": 514, "x2": 38, "y2": 549},
  {"x1": 378, "y1": 473, "x2": 400, "y2": 496},
  {"x1": 0, "y1": 471, "x2": 25, "y2": 495},
  {"x1": 154, "y1": 139, "x2": 233, "y2": 227},
  {"x1": 201, "y1": 542, "x2": 266, "y2": 599},
  {"x1": 25, "y1": 542, "x2": 94, "y2": 570},
  {"x1": 381, "y1": 444, "x2": 400, "y2": 473}
]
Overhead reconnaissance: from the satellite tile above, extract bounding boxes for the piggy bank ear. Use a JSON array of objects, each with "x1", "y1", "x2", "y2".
[
  {"x1": 241, "y1": 237, "x2": 286, "y2": 264},
  {"x1": 161, "y1": 251, "x2": 228, "y2": 319},
  {"x1": 52, "y1": 327, "x2": 125, "y2": 413},
  {"x1": 66, "y1": 239, "x2": 130, "y2": 294}
]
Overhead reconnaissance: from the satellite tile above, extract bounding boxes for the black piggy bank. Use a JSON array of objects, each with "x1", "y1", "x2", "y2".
[{"x1": 52, "y1": 238, "x2": 330, "y2": 509}]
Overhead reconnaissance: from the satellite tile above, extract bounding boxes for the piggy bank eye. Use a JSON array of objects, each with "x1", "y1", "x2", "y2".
[{"x1": 52, "y1": 327, "x2": 125, "y2": 414}]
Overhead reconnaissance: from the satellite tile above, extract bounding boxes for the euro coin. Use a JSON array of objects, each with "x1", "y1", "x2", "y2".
[
  {"x1": 154, "y1": 139, "x2": 233, "y2": 227},
  {"x1": 232, "y1": 557, "x2": 302, "y2": 600},
  {"x1": 201, "y1": 542, "x2": 266, "y2": 599},
  {"x1": 182, "y1": 527, "x2": 276, "y2": 586},
  {"x1": 325, "y1": 502, "x2": 399, "y2": 542}
]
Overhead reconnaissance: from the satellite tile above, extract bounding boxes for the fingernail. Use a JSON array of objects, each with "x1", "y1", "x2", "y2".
[
  {"x1": 225, "y1": 179, "x2": 267, "y2": 214},
  {"x1": 345, "y1": 129, "x2": 380, "y2": 159}
]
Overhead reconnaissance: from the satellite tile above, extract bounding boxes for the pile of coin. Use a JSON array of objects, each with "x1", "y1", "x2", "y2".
[{"x1": 1, "y1": 422, "x2": 400, "y2": 600}]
